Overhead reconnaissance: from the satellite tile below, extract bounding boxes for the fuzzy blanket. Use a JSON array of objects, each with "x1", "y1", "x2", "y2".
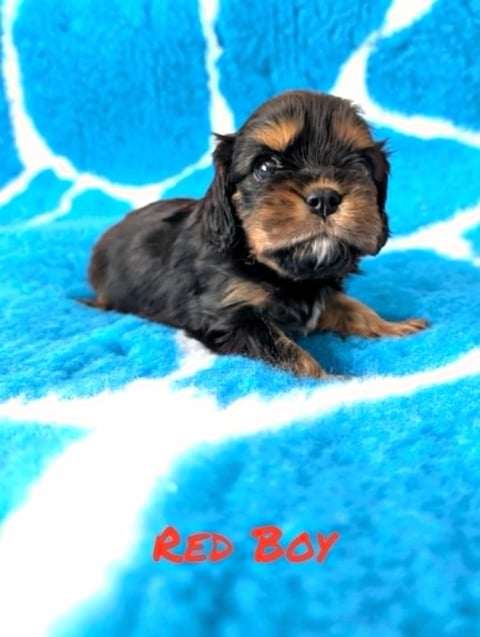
[{"x1": 1, "y1": 0, "x2": 480, "y2": 635}]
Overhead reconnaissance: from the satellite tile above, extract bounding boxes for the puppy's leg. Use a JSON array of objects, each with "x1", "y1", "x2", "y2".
[
  {"x1": 77, "y1": 295, "x2": 112, "y2": 310},
  {"x1": 318, "y1": 292, "x2": 428, "y2": 337},
  {"x1": 198, "y1": 317, "x2": 331, "y2": 379}
]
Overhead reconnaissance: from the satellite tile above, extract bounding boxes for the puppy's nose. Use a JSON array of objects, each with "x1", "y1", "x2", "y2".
[{"x1": 306, "y1": 188, "x2": 342, "y2": 218}]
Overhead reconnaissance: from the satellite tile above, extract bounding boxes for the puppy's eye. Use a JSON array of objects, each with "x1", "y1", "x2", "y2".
[
  {"x1": 353, "y1": 156, "x2": 373, "y2": 176},
  {"x1": 253, "y1": 156, "x2": 282, "y2": 180},
  {"x1": 344, "y1": 155, "x2": 372, "y2": 176}
]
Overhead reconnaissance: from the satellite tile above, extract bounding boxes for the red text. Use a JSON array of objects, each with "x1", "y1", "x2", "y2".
[{"x1": 152, "y1": 525, "x2": 340, "y2": 563}]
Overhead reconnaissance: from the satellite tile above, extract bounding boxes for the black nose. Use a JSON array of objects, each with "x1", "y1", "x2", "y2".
[{"x1": 306, "y1": 188, "x2": 342, "y2": 217}]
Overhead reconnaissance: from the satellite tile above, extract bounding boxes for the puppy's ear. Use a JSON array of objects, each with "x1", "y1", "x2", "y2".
[
  {"x1": 202, "y1": 133, "x2": 236, "y2": 251},
  {"x1": 364, "y1": 142, "x2": 390, "y2": 212}
]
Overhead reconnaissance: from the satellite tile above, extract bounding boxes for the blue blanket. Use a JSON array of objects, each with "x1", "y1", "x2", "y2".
[{"x1": 1, "y1": 0, "x2": 480, "y2": 635}]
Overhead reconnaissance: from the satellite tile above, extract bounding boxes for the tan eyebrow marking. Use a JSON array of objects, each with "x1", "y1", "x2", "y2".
[
  {"x1": 251, "y1": 117, "x2": 302, "y2": 151},
  {"x1": 334, "y1": 118, "x2": 373, "y2": 149}
]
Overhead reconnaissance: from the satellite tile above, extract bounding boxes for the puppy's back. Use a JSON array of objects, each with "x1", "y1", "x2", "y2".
[{"x1": 88, "y1": 198, "x2": 195, "y2": 307}]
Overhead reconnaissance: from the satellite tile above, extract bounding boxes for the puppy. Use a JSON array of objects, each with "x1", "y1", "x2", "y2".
[{"x1": 84, "y1": 90, "x2": 427, "y2": 378}]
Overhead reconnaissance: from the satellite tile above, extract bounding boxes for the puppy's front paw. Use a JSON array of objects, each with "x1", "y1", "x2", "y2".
[
  {"x1": 322, "y1": 373, "x2": 352, "y2": 382},
  {"x1": 381, "y1": 317, "x2": 429, "y2": 337}
]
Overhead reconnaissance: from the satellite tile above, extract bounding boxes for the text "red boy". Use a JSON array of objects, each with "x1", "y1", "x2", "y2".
[{"x1": 152, "y1": 525, "x2": 339, "y2": 563}]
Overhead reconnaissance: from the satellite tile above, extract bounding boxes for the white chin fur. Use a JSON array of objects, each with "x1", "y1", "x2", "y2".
[{"x1": 309, "y1": 236, "x2": 336, "y2": 266}]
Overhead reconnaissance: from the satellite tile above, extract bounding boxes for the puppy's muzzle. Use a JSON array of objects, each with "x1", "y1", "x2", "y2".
[{"x1": 305, "y1": 188, "x2": 342, "y2": 218}]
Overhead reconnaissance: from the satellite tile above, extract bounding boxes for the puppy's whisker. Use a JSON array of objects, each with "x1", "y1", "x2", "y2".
[{"x1": 289, "y1": 186, "x2": 308, "y2": 200}]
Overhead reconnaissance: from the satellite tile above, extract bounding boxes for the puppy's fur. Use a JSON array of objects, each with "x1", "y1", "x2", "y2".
[{"x1": 84, "y1": 90, "x2": 427, "y2": 378}]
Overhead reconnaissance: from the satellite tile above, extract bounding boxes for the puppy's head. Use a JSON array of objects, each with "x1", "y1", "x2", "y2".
[{"x1": 204, "y1": 90, "x2": 390, "y2": 280}]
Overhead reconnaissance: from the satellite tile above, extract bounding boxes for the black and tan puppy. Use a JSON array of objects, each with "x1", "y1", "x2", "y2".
[{"x1": 84, "y1": 90, "x2": 427, "y2": 378}]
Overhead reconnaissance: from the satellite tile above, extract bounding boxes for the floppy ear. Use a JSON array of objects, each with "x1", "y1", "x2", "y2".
[
  {"x1": 201, "y1": 133, "x2": 236, "y2": 251},
  {"x1": 364, "y1": 141, "x2": 390, "y2": 212},
  {"x1": 363, "y1": 141, "x2": 390, "y2": 251}
]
